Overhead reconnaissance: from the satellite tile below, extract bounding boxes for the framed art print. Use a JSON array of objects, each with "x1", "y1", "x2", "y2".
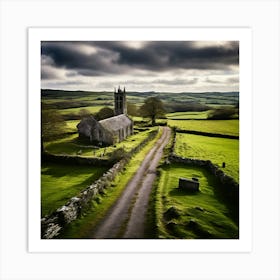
[
  {"x1": 28, "y1": 27, "x2": 252, "y2": 253},
  {"x1": 1, "y1": 0, "x2": 280, "y2": 279}
]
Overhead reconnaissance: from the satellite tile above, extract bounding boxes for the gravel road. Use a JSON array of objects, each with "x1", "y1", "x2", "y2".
[{"x1": 91, "y1": 126, "x2": 171, "y2": 239}]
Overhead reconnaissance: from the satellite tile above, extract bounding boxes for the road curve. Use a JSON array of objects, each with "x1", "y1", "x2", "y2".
[{"x1": 91, "y1": 126, "x2": 171, "y2": 239}]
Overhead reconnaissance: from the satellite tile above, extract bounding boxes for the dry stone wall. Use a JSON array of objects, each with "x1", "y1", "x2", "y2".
[
  {"x1": 175, "y1": 128, "x2": 239, "y2": 139},
  {"x1": 42, "y1": 152, "x2": 112, "y2": 166}
]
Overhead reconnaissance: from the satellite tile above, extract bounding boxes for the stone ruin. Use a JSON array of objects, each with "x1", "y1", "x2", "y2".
[{"x1": 178, "y1": 177, "x2": 200, "y2": 192}]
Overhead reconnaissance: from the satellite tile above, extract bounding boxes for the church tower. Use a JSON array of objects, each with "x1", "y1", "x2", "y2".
[{"x1": 114, "y1": 86, "x2": 127, "y2": 115}]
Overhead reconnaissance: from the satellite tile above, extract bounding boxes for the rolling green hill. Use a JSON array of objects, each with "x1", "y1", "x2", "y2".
[{"x1": 41, "y1": 89, "x2": 239, "y2": 112}]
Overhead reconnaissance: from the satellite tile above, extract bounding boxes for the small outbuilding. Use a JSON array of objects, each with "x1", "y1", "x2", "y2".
[{"x1": 178, "y1": 177, "x2": 200, "y2": 192}]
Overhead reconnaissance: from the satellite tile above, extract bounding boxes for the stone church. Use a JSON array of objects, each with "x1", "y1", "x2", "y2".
[{"x1": 77, "y1": 86, "x2": 133, "y2": 145}]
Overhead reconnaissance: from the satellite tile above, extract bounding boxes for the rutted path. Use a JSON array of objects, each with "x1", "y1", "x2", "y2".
[{"x1": 91, "y1": 126, "x2": 171, "y2": 239}]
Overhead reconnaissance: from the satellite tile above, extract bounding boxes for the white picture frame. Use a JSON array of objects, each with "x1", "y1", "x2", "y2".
[
  {"x1": 29, "y1": 27, "x2": 251, "y2": 253},
  {"x1": 1, "y1": 1, "x2": 279, "y2": 279}
]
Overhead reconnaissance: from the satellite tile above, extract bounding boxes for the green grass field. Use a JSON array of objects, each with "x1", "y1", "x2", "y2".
[
  {"x1": 65, "y1": 120, "x2": 79, "y2": 132},
  {"x1": 174, "y1": 133, "x2": 239, "y2": 182},
  {"x1": 60, "y1": 105, "x2": 111, "y2": 115},
  {"x1": 166, "y1": 111, "x2": 209, "y2": 120},
  {"x1": 156, "y1": 163, "x2": 238, "y2": 239},
  {"x1": 41, "y1": 163, "x2": 107, "y2": 217},
  {"x1": 168, "y1": 119, "x2": 239, "y2": 136}
]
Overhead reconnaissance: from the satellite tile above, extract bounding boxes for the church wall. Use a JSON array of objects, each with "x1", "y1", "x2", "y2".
[{"x1": 100, "y1": 128, "x2": 114, "y2": 145}]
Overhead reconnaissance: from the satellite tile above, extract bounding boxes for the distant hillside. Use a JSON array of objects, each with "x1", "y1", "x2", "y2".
[{"x1": 41, "y1": 89, "x2": 239, "y2": 112}]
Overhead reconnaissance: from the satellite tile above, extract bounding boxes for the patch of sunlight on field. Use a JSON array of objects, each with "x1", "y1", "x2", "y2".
[
  {"x1": 41, "y1": 163, "x2": 107, "y2": 217},
  {"x1": 65, "y1": 120, "x2": 80, "y2": 132},
  {"x1": 174, "y1": 133, "x2": 239, "y2": 182}
]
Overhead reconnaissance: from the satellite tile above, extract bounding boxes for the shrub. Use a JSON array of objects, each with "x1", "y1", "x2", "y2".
[
  {"x1": 108, "y1": 147, "x2": 128, "y2": 162},
  {"x1": 207, "y1": 107, "x2": 238, "y2": 120}
]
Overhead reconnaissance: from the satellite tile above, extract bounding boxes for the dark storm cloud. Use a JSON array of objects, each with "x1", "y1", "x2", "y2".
[
  {"x1": 41, "y1": 41, "x2": 239, "y2": 79},
  {"x1": 41, "y1": 42, "x2": 120, "y2": 77},
  {"x1": 112, "y1": 41, "x2": 238, "y2": 71}
]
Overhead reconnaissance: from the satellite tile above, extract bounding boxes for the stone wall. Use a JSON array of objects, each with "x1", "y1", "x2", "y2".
[
  {"x1": 42, "y1": 152, "x2": 112, "y2": 166},
  {"x1": 174, "y1": 128, "x2": 239, "y2": 139},
  {"x1": 41, "y1": 129, "x2": 158, "y2": 239},
  {"x1": 169, "y1": 127, "x2": 177, "y2": 155}
]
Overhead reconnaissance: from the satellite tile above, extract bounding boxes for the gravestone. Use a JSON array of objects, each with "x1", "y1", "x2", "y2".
[{"x1": 179, "y1": 177, "x2": 199, "y2": 192}]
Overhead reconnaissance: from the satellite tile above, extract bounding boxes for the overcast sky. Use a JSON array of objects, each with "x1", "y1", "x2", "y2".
[{"x1": 41, "y1": 41, "x2": 239, "y2": 92}]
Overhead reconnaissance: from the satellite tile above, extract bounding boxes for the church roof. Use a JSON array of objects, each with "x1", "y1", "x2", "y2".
[
  {"x1": 99, "y1": 114, "x2": 132, "y2": 133},
  {"x1": 77, "y1": 115, "x2": 99, "y2": 130}
]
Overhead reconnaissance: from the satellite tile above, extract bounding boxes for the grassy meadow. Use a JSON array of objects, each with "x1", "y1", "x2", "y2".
[
  {"x1": 166, "y1": 111, "x2": 209, "y2": 120},
  {"x1": 174, "y1": 133, "x2": 239, "y2": 182},
  {"x1": 41, "y1": 163, "x2": 107, "y2": 217},
  {"x1": 156, "y1": 163, "x2": 238, "y2": 239},
  {"x1": 168, "y1": 119, "x2": 239, "y2": 136}
]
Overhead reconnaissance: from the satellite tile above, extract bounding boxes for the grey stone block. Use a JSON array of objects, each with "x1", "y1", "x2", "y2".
[{"x1": 179, "y1": 177, "x2": 199, "y2": 192}]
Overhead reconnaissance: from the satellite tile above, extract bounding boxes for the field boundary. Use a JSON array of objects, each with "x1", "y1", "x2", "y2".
[
  {"x1": 42, "y1": 152, "x2": 112, "y2": 166},
  {"x1": 41, "y1": 129, "x2": 158, "y2": 239},
  {"x1": 173, "y1": 128, "x2": 239, "y2": 139}
]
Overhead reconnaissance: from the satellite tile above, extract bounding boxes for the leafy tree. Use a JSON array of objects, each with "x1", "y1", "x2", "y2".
[
  {"x1": 108, "y1": 147, "x2": 128, "y2": 162},
  {"x1": 94, "y1": 107, "x2": 114, "y2": 120},
  {"x1": 139, "y1": 97, "x2": 165, "y2": 125},
  {"x1": 41, "y1": 109, "x2": 67, "y2": 143},
  {"x1": 79, "y1": 108, "x2": 91, "y2": 118}
]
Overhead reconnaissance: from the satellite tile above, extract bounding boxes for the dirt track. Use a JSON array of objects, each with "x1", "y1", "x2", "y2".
[{"x1": 91, "y1": 126, "x2": 171, "y2": 239}]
